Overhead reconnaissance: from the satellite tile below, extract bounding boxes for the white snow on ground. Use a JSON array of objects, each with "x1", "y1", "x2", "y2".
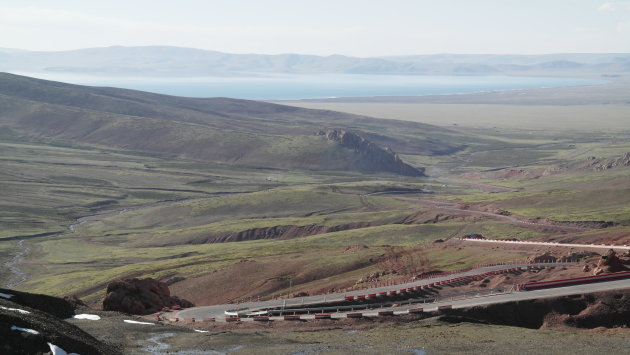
[
  {"x1": 48, "y1": 342, "x2": 80, "y2": 355},
  {"x1": 1, "y1": 305, "x2": 30, "y2": 314},
  {"x1": 11, "y1": 325, "x2": 39, "y2": 334},
  {"x1": 194, "y1": 329, "x2": 209, "y2": 333},
  {"x1": 0, "y1": 292, "x2": 14, "y2": 299},
  {"x1": 123, "y1": 319, "x2": 154, "y2": 325},
  {"x1": 72, "y1": 314, "x2": 101, "y2": 320}
]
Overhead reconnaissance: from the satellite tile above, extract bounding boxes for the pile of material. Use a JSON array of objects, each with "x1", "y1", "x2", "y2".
[{"x1": 103, "y1": 278, "x2": 194, "y2": 315}]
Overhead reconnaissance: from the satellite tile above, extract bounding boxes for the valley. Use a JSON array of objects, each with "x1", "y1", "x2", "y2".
[
  {"x1": 3, "y1": 1, "x2": 630, "y2": 353},
  {"x1": 1, "y1": 73, "x2": 629, "y2": 307},
  {"x1": 1, "y1": 71, "x2": 630, "y2": 354}
]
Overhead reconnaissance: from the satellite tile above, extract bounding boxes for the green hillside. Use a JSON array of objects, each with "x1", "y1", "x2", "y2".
[{"x1": 0, "y1": 73, "x2": 464, "y2": 175}]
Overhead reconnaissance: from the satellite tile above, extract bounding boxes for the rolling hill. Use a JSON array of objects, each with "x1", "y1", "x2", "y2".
[{"x1": 0, "y1": 72, "x2": 467, "y2": 175}]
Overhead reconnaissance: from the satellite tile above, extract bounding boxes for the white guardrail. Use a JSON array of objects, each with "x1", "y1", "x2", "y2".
[{"x1": 460, "y1": 238, "x2": 630, "y2": 250}]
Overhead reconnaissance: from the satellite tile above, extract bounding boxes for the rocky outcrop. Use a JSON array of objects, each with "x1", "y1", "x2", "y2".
[
  {"x1": 541, "y1": 166, "x2": 566, "y2": 176},
  {"x1": 102, "y1": 278, "x2": 193, "y2": 315},
  {"x1": 316, "y1": 129, "x2": 425, "y2": 177},
  {"x1": 592, "y1": 249, "x2": 627, "y2": 275},
  {"x1": 528, "y1": 252, "x2": 557, "y2": 263},
  {"x1": 1, "y1": 288, "x2": 119, "y2": 355},
  {"x1": 585, "y1": 152, "x2": 630, "y2": 172},
  {"x1": 344, "y1": 244, "x2": 369, "y2": 253},
  {"x1": 199, "y1": 222, "x2": 375, "y2": 243}
]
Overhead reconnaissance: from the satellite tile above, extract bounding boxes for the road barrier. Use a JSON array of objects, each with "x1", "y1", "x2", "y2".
[
  {"x1": 437, "y1": 305, "x2": 452, "y2": 311},
  {"x1": 265, "y1": 287, "x2": 505, "y2": 316},
  {"x1": 225, "y1": 316, "x2": 240, "y2": 322},
  {"x1": 518, "y1": 271, "x2": 630, "y2": 291},
  {"x1": 378, "y1": 310, "x2": 394, "y2": 316},
  {"x1": 315, "y1": 313, "x2": 332, "y2": 319},
  {"x1": 199, "y1": 262, "x2": 566, "y2": 323},
  {"x1": 347, "y1": 312, "x2": 363, "y2": 318},
  {"x1": 253, "y1": 316, "x2": 270, "y2": 322},
  {"x1": 408, "y1": 307, "x2": 424, "y2": 314},
  {"x1": 460, "y1": 237, "x2": 630, "y2": 251}
]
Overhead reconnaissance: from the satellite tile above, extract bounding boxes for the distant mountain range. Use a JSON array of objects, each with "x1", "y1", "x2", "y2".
[{"x1": 1, "y1": 46, "x2": 629, "y2": 76}]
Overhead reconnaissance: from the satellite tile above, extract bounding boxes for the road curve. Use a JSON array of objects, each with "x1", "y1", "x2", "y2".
[
  {"x1": 173, "y1": 273, "x2": 630, "y2": 322},
  {"x1": 172, "y1": 262, "x2": 575, "y2": 322}
]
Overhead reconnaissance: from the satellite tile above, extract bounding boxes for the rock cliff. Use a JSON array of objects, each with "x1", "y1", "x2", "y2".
[{"x1": 316, "y1": 129, "x2": 425, "y2": 176}]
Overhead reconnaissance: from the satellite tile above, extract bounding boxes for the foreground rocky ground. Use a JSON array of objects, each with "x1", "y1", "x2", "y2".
[{"x1": 3, "y1": 286, "x2": 630, "y2": 354}]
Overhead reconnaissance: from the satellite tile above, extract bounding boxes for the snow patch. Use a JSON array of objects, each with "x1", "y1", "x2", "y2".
[
  {"x1": 48, "y1": 342, "x2": 80, "y2": 355},
  {"x1": 124, "y1": 319, "x2": 154, "y2": 325},
  {"x1": 0, "y1": 292, "x2": 14, "y2": 299},
  {"x1": 194, "y1": 329, "x2": 209, "y2": 333},
  {"x1": 73, "y1": 314, "x2": 101, "y2": 320},
  {"x1": 1, "y1": 305, "x2": 30, "y2": 314},
  {"x1": 11, "y1": 325, "x2": 39, "y2": 334}
]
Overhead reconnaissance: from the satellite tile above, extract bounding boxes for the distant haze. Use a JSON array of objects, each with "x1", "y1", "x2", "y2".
[{"x1": 1, "y1": 1, "x2": 629, "y2": 56}]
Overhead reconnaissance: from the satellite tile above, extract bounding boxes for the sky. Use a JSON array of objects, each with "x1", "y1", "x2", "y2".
[{"x1": 0, "y1": 0, "x2": 629, "y2": 56}]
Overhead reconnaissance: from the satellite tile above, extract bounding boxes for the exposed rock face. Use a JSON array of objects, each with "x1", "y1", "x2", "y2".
[
  {"x1": 1, "y1": 288, "x2": 119, "y2": 355},
  {"x1": 443, "y1": 290, "x2": 630, "y2": 329},
  {"x1": 541, "y1": 166, "x2": 566, "y2": 176},
  {"x1": 198, "y1": 222, "x2": 374, "y2": 243},
  {"x1": 528, "y1": 252, "x2": 557, "y2": 263},
  {"x1": 103, "y1": 278, "x2": 193, "y2": 315},
  {"x1": 585, "y1": 152, "x2": 630, "y2": 171},
  {"x1": 344, "y1": 244, "x2": 369, "y2": 253},
  {"x1": 316, "y1": 129, "x2": 425, "y2": 177},
  {"x1": 592, "y1": 249, "x2": 627, "y2": 275}
]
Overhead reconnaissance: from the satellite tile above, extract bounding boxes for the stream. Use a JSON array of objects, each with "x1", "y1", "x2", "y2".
[
  {"x1": 2, "y1": 192, "x2": 242, "y2": 290},
  {"x1": 3, "y1": 240, "x2": 30, "y2": 289}
]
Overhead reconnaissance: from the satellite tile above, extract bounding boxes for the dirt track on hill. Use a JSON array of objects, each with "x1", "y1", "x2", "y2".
[{"x1": 395, "y1": 195, "x2": 593, "y2": 233}]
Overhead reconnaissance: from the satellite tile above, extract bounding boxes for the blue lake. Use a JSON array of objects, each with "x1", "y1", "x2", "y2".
[{"x1": 18, "y1": 72, "x2": 604, "y2": 100}]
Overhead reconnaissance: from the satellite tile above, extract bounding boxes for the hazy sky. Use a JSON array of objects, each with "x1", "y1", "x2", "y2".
[{"x1": 1, "y1": 0, "x2": 629, "y2": 56}]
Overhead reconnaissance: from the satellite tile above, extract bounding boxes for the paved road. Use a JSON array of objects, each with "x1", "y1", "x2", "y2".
[
  {"x1": 461, "y1": 238, "x2": 630, "y2": 251},
  {"x1": 279, "y1": 278, "x2": 630, "y2": 320},
  {"x1": 387, "y1": 278, "x2": 630, "y2": 314},
  {"x1": 174, "y1": 273, "x2": 630, "y2": 322},
  {"x1": 172, "y1": 262, "x2": 574, "y2": 322}
]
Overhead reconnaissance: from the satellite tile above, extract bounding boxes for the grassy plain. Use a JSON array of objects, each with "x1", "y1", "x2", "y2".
[
  {"x1": 2, "y1": 132, "x2": 552, "y2": 302},
  {"x1": 282, "y1": 103, "x2": 630, "y2": 131}
]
